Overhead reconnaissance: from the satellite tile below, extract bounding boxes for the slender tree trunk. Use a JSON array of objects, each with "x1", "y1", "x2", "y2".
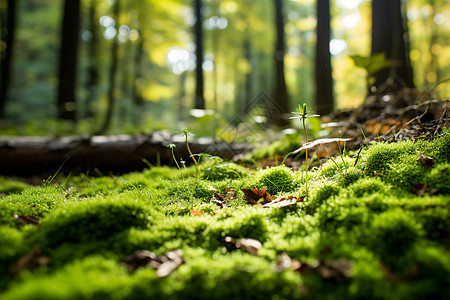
[
  {"x1": 57, "y1": 0, "x2": 80, "y2": 121},
  {"x1": 85, "y1": 0, "x2": 100, "y2": 119},
  {"x1": 0, "y1": 0, "x2": 17, "y2": 118},
  {"x1": 371, "y1": 0, "x2": 414, "y2": 94},
  {"x1": 243, "y1": 36, "x2": 253, "y2": 110},
  {"x1": 273, "y1": 0, "x2": 289, "y2": 127},
  {"x1": 133, "y1": 37, "x2": 145, "y2": 107},
  {"x1": 98, "y1": 0, "x2": 120, "y2": 134},
  {"x1": 194, "y1": 0, "x2": 205, "y2": 109},
  {"x1": 315, "y1": 0, "x2": 333, "y2": 115}
]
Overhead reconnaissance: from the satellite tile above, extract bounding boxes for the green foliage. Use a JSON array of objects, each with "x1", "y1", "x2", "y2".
[
  {"x1": 39, "y1": 198, "x2": 152, "y2": 247},
  {"x1": 0, "y1": 133, "x2": 450, "y2": 298},
  {"x1": 250, "y1": 165, "x2": 297, "y2": 195},
  {"x1": 425, "y1": 163, "x2": 450, "y2": 194},
  {"x1": 202, "y1": 163, "x2": 249, "y2": 181},
  {"x1": 0, "y1": 177, "x2": 29, "y2": 194}
]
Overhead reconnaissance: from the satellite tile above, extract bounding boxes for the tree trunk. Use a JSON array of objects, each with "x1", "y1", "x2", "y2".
[
  {"x1": 371, "y1": 0, "x2": 414, "y2": 94},
  {"x1": 57, "y1": 0, "x2": 81, "y2": 121},
  {"x1": 97, "y1": 0, "x2": 120, "y2": 134},
  {"x1": 194, "y1": 0, "x2": 205, "y2": 109},
  {"x1": 273, "y1": 0, "x2": 289, "y2": 127},
  {"x1": 315, "y1": 0, "x2": 334, "y2": 115},
  {"x1": 0, "y1": 0, "x2": 17, "y2": 118},
  {"x1": 84, "y1": 0, "x2": 100, "y2": 119},
  {"x1": 133, "y1": 36, "x2": 145, "y2": 107}
]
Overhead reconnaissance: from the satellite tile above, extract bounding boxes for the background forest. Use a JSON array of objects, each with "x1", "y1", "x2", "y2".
[{"x1": 0, "y1": 0, "x2": 449, "y2": 137}]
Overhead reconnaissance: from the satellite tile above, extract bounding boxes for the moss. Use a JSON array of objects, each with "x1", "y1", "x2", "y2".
[
  {"x1": 0, "y1": 177, "x2": 29, "y2": 194},
  {"x1": 1, "y1": 133, "x2": 450, "y2": 298},
  {"x1": 383, "y1": 155, "x2": 428, "y2": 191},
  {"x1": 202, "y1": 163, "x2": 249, "y2": 181},
  {"x1": 361, "y1": 140, "x2": 416, "y2": 176},
  {"x1": 1, "y1": 256, "x2": 134, "y2": 300},
  {"x1": 369, "y1": 208, "x2": 424, "y2": 272},
  {"x1": 39, "y1": 198, "x2": 152, "y2": 248},
  {"x1": 319, "y1": 156, "x2": 354, "y2": 178},
  {"x1": 306, "y1": 180, "x2": 340, "y2": 214},
  {"x1": 250, "y1": 165, "x2": 297, "y2": 195},
  {"x1": 425, "y1": 163, "x2": 450, "y2": 194}
]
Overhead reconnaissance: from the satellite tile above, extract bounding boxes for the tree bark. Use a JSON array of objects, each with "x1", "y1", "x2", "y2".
[
  {"x1": 0, "y1": 0, "x2": 17, "y2": 118},
  {"x1": 194, "y1": 0, "x2": 205, "y2": 109},
  {"x1": 315, "y1": 0, "x2": 334, "y2": 115},
  {"x1": 273, "y1": 0, "x2": 289, "y2": 127},
  {"x1": 371, "y1": 0, "x2": 414, "y2": 94},
  {"x1": 57, "y1": 0, "x2": 81, "y2": 121},
  {"x1": 97, "y1": 0, "x2": 120, "y2": 134},
  {"x1": 84, "y1": 0, "x2": 100, "y2": 119}
]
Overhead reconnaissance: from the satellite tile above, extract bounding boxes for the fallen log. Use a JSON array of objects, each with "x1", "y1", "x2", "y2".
[{"x1": 0, "y1": 131, "x2": 251, "y2": 177}]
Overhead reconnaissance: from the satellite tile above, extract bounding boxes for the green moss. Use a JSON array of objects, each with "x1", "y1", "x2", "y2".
[
  {"x1": 202, "y1": 163, "x2": 249, "y2": 181},
  {"x1": 0, "y1": 177, "x2": 29, "y2": 194},
  {"x1": 1, "y1": 256, "x2": 133, "y2": 300},
  {"x1": 425, "y1": 163, "x2": 450, "y2": 194},
  {"x1": 306, "y1": 180, "x2": 339, "y2": 214},
  {"x1": 369, "y1": 208, "x2": 424, "y2": 272},
  {"x1": 319, "y1": 156, "x2": 354, "y2": 178},
  {"x1": 1, "y1": 132, "x2": 450, "y2": 298},
  {"x1": 250, "y1": 165, "x2": 297, "y2": 195},
  {"x1": 39, "y1": 198, "x2": 152, "y2": 247},
  {"x1": 361, "y1": 140, "x2": 416, "y2": 176}
]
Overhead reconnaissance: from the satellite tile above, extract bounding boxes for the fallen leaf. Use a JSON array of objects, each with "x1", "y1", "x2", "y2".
[
  {"x1": 157, "y1": 250, "x2": 185, "y2": 278},
  {"x1": 241, "y1": 188, "x2": 273, "y2": 204},
  {"x1": 262, "y1": 195, "x2": 303, "y2": 208},
  {"x1": 9, "y1": 245, "x2": 50, "y2": 275},
  {"x1": 225, "y1": 236, "x2": 262, "y2": 256},
  {"x1": 412, "y1": 183, "x2": 427, "y2": 197},
  {"x1": 225, "y1": 187, "x2": 237, "y2": 199},
  {"x1": 292, "y1": 138, "x2": 352, "y2": 154},
  {"x1": 274, "y1": 252, "x2": 303, "y2": 272},
  {"x1": 122, "y1": 249, "x2": 185, "y2": 278},
  {"x1": 122, "y1": 250, "x2": 157, "y2": 272},
  {"x1": 190, "y1": 209, "x2": 207, "y2": 216},
  {"x1": 417, "y1": 155, "x2": 434, "y2": 169}
]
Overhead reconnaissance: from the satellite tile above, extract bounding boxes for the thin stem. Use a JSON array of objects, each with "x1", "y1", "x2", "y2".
[
  {"x1": 185, "y1": 135, "x2": 199, "y2": 179},
  {"x1": 303, "y1": 117, "x2": 309, "y2": 195},
  {"x1": 171, "y1": 148, "x2": 181, "y2": 170}
]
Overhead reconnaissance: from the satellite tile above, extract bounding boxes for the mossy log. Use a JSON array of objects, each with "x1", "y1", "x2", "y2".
[{"x1": 0, "y1": 132, "x2": 250, "y2": 177}]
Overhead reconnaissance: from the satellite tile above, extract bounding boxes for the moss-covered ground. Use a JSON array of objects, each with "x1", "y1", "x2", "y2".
[{"x1": 0, "y1": 131, "x2": 449, "y2": 299}]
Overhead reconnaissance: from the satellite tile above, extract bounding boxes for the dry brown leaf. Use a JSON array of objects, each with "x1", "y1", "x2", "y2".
[
  {"x1": 241, "y1": 188, "x2": 274, "y2": 204},
  {"x1": 190, "y1": 209, "x2": 207, "y2": 216}
]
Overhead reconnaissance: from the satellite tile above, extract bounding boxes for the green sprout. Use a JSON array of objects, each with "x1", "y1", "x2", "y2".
[
  {"x1": 290, "y1": 103, "x2": 319, "y2": 196},
  {"x1": 167, "y1": 144, "x2": 181, "y2": 170},
  {"x1": 183, "y1": 128, "x2": 199, "y2": 179}
]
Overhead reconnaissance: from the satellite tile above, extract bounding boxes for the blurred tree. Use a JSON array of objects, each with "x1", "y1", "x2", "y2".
[
  {"x1": 273, "y1": 0, "x2": 289, "y2": 127},
  {"x1": 314, "y1": 0, "x2": 333, "y2": 115},
  {"x1": 0, "y1": 0, "x2": 17, "y2": 118},
  {"x1": 370, "y1": 0, "x2": 414, "y2": 94},
  {"x1": 84, "y1": 0, "x2": 101, "y2": 119},
  {"x1": 194, "y1": 0, "x2": 205, "y2": 109},
  {"x1": 57, "y1": 0, "x2": 80, "y2": 121},
  {"x1": 98, "y1": 0, "x2": 120, "y2": 134}
]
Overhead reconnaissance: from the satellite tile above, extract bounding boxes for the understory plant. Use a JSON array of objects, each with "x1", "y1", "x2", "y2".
[{"x1": 290, "y1": 103, "x2": 319, "y2": 196}]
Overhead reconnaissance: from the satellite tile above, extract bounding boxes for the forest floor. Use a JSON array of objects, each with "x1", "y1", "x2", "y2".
[{"x1": 0, "y1": 94, "x2": 449, "y2": 299}]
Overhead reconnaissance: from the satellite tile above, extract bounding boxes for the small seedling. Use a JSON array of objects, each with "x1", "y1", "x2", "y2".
[
  {"x1": 167, "y1": 144, "x2": 181, "y2": 170},
  {"x1": 290, "y1": 103, "x2": 319, "y2": 196},
  {"x1": 183, "y1": 128, "x2": 199, "y2": 179}
]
